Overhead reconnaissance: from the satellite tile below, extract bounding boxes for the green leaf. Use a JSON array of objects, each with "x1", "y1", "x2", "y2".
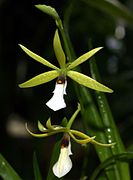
[
  {"x1": 67, "y1": 70, "x2": 113, "y2": 93},
  {"x1": 0, "y1": 153, "x2": 22, "y2": 180},
  {"x1": 82, "y1": 0, "x2": 133, "y2": 26},
  {"x1": 33, "y1": 152, "x2": 43, "y2": 180},
  {"x1": 53, "y1": 29, "x2": 66, "y2": 68},
  {"x1": 89, "y1": 55, "x2": 130, "y2": 180},
  {"x1": 90, "y1": 152, "x2": 133, "y2": 180},
  {"x1": 19, "y1": 70, "x2": 59, "y2": 88},
  {"x1": 19, "y1": 44, "x2": 59, "y2": 70},
  {"x1": 67, "y1": 47, "x2": 102, "y2": 70},
  {"x1": 35, "y1": 5, "x2": 59, "y2": 20},
  {"x1": 79, "y1": 86, "x2": 118, "y2": 180}
]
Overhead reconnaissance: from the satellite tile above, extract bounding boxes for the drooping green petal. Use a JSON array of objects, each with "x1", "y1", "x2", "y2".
[
  {"x1": 67, "y1": 47, "x2": 103, "y2": 70},
  {"x1": 19, "y1": 44, "x2": 59, "y2": 70},
  {"x1": 67, "y1": 70, "x2": 113, "y2": 93},
  {"x1": 68, "y1": 131, "x2": 96, "y2": 145},
  {"x1": 53, "y1": 29, "x2": 66, "y2": 68},
  {"x1": 25, "y1": 123, "x2": 66, "y2": 138},
  {"x1": 19, "y1": 70, "x2": 59, "y2": 88}
]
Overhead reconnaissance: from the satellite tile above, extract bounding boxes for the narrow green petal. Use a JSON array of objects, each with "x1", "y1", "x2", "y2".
[
  {"x1": 19, "y1": 44, "x2": 59, "y2": 70},
  {"x1": 19, "y1": 70, "x2": 59, "y2": 88},
  {"x1": 69, "y1": 131, "x2": 96, "y2": 144},
  {"x1": 67, "y1": 70, "x2": 113, "y2": 93},
  {"x1": 25, "y1": 123, "x2": 66, "y2": 138},
  {"x1": 53, "y1": 29, "x2": 66, "y2": 68},
  {"x1": 91, "y1": 139, "x2": 116, "y2": 147},
  {"x1": 67, "y1": 47, "x2": 103, "y2": 70},
  {"x1": 38, "y1": 121, "x2": 49, "y2": 132},
  {"x1": 46, "y1": 118, "x2": 54, "y2": 130}
]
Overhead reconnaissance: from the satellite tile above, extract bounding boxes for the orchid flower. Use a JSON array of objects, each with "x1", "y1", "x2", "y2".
[
  {"x1": 26, "y1": 104, "x2": 115, "y2": 177},
  {"x1": 19, "y1": 29, "x2": 113, "y2": 111}
]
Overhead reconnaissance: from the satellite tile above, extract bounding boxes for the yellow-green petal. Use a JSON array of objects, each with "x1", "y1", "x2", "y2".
[
  {"x1": 67, "y1": 70, "x2": 113, "y2": 93},
  {"x1": 46, "y1": 118, "x2": 54, "y2": 130},
  {"x1": 53, "y1": 29, "x2": 66, "y2": 68},
  {"x1": 38, "y1": 121, "x2": 49, "y2": 132},
  {"x1": 67, "y1": 47, "x2": 103, "y2": 70},
  {"x1": 19, "y1": 70, "x2": 59, "y2": 88},
  {"x1": 68, "y1": 131, "x2": 96, "y2": 145},
  {"x1": 19, "y1": 44, "x2": 59, "y2": 70},
  {"x1": 91, "y1": 139, "x2": 116, "y2": 147}
]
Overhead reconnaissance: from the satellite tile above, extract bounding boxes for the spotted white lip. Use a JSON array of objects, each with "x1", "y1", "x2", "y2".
[
  {"x1": 52, "y1": 140, "x2": 72, "y2": 178},
  {"x1": 46, "y1": 81, "x2": 67, "y2": 111}
]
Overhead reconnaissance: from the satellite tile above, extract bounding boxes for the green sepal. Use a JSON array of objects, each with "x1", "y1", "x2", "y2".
[
  {"x1": 19, "y1": 70, "x2": 59, "y2": 88},
  {"x1": 67, "y1": 47, "x2": 103, "y2": 70},
  {"x1": 19, "y1": 44, "x2": 59, "y2": 70},
  {"x1": 69, "y1": 131, "x2": 96, "y2": 144},
  {"x1": 91, "y1": 139, "x2": 116, "y2": 147},
  {"x1": 53, "y1": 29, "x2": 66, "y2": 68},
  {"x1": 67, "y1": 70, "x2": 113, "y2": 93},
  {"x1": 38, "y1": 121, "x2": 48, "y2": 132},
  {"x1": 46, "y1": 118, "x2": 54, "y2": 130},
  {"x1": 25, "y1": 123, "x2": 66, "y2": 138},
  {"x1": 35, "y1": 5, "x2": 59, "y2": 20}
]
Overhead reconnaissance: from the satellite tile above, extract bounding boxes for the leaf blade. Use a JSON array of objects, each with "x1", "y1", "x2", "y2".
[
  {"x1": 89, "y1": 55, "x2": 130, "y2": 180},
  {"x1": 33, "y1": 152, "x2": 43, "y2": 180},
  {"x1": 19, "y1": 70, "x2": 59, "y2": 88},
  {"x1": 19, "y1": 44, "x2": 59, "y2": 70},
  {"x1": 67, "y1": 47, "x2": 102, "y2": 70},
  {"x1": 0, "y1": 153, "x2": 22, "y2": 180},
  {"x1": 67, "y1": 70, "x2": 113, "y2": 93},
  {"x1": 82, "y1": 0, "x2": 133, "y2": 26}
]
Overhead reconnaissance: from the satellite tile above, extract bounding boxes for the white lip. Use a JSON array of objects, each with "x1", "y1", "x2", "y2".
[
  {"x1": 52, "y1": 140, "x2": 72, "y2": 178},
  {"x1": 46, "y1": 81, "x2": 67, "y2": 111}
]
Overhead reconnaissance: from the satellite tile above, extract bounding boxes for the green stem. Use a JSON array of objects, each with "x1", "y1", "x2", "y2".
[{"x1": 66, "y1": 103, "x2": 81, "y2": 129}]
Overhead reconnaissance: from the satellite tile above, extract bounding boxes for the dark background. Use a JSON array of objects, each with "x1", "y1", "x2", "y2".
[{"x1": 0, "y1": 0, "x2": 133, "y2": 179}]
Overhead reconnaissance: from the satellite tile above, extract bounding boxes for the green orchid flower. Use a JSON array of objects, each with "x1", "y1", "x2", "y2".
[
  {"x1": 26, "y1": 103, "x2": 115, "y2": 147},
  {"x1": 19, "y1": 29, "x2": 113, "y2": 111},
  {"x1": 26, "y1": 104, "x2": 115, "y2": 178}
]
